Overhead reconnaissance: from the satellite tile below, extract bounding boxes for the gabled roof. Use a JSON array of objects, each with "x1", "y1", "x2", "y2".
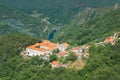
[
  {"x1": 57, "y1": 51, "x2": 68, "y2": 57},
  {"x1": 27, "y1": 43, "x2": 46, "y2": 52},
  {"x1": 63, "y1": 43, "x2": 69, "y2": 47},
  {"x1": 72, "y1": 47, "x2": 82, "y2": 50},
  {"x1": 51, "y1": 61, "x2": 59, "y2": 65},
  {"x1": 105, "y1": 36, "x2": 114, "y2": 43},
  {"x1": 40, "y1": 40, "x2": 57, "y2": 51},
  {"x1": 27, "y1": 40, "x2": 57, "y2": 52}
]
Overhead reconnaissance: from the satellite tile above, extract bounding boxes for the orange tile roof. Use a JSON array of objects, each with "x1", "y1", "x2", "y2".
[
  {"x1": 39, "y1": 40, "x2": 57, "y2": 51},
  {"x1": 105, "y1": 36, "x2": 114, "y2": 42},
  {"x1": 27, "y1": 40, "x2": 57, "y2": 52},
  {"x1": 27, "y1": 43, "x2": 46, "y2": 52},
  {"x1": 57, "y1": 51, "x2": 68, "y2": 57},
  {"x1": 72, "y1": 47, "x2": 81, "y2": 50},
  {"x1": 63, "y1": 43, "x2": 69, "y2": 47},
  {"x1": 52, "y1": 61, "x2": 59, "y2": 65},
  {"x1": 72, "y1": 47, "x2": 78, "y2": 50}
]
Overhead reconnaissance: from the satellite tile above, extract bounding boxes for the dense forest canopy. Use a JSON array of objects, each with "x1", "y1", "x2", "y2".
[
  {"x1": 0, "y1": 0, "x2": 120, "y2": 24},
  {"x1": 0, "y1": 5, "x2": 55, "y2": 38},
  {"x1": 0, "y1": 34, "x2": 120, "y2": 80},
  {"x1": 53, "y1": 7, "x2": 120, "y2": 45},
  {"x1": 0, "y1": 1, "x2": 120, "y2": 80}
]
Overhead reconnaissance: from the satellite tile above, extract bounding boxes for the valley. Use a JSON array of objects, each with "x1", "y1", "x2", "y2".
[
  {"x1": 0, "y1": 1, "x2": 120, "y2": 80},
  {"x1": 53, "y1": 6, "x2": 120, "y2": 45},
  {"x1": 0, "y1": 5, "x2": 56, "y2": 39},
  {"x1": 0, "y1": 0, "x2": 120, "y2": 25}
]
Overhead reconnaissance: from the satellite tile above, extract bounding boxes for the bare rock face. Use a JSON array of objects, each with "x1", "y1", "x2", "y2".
[{"x1": 113, "y1": 3, "x2": 120, "y2": 10}]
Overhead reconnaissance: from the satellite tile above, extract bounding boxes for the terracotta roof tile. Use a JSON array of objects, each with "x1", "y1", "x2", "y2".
[
  {"x1": 63, "y1": 43, "x2": 69, "y2": 47},
  {"x1": 57, "y1": 51, "x2": 68, "y2": 57},
  {"x1": 105, "y1": 36, "x2": 114, "y2": 42},
  {"x1": 27, "y1": 40, "x2": 57, "y2": 52},
  {"x1": 52, "y1": 61, "x2": 59, "y2": 65}
]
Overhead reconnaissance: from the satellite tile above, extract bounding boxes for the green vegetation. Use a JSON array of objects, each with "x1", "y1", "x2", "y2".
[
  {"x1": 49, "y1": 54, "x2": 58, "y2": 62},
  {"x1": 53, "y1": 49, "x2": 60, "y2": 53},
  {"x1": 30, "y1": 56, "x2": 43, "y2": 66},
  {"x1": 0, "y1": 34, "x2": 120, "y2": 80},
  {"x1": 0, "y1": 5, "x2": 55, "y2": 38},
  {"x1": 53, "y1": 8, "x2": 120, "y2": 45},
  {"x1": 82, "y1": 41, "x2": 120, "y2": 80},
  {"x1": 0, "y1": 34, "x2": 38, "y2": 62},
  {"x1": 0, "y1": 0, "x2": 120, "y2": 24},
  {"x1": 65, "y1": 52, "x2": 77, "y2": 62},
  {"x1": 0, "y1": 1, "x2": 120, "y2": 80}
]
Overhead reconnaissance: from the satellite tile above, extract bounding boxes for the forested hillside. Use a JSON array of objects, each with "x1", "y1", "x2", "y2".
[
  {"x1": 53, "y1": 7, "x2": 120, "y2": 45},
  {"x1": 0, "y1": 1, "x2": 120, "y2": 80},
  {"x1": 0, "y1": 5, "x2": 55, "y2": 38},
  {"x1": 0, "y1": 34, "x2": 119, "y2": 80},
  {"x1": 0, "y1": 0, "x2": 120, "y2": 24}
]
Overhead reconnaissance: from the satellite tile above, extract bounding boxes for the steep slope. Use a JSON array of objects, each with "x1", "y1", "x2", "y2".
[
  {"x1": 53, "y1": 7, "x2": 120, "y2": 45},
  {"x1": 0, "y1": 34, "x2": 120, "y2": 80},
  {"x1": 0, "y1": 0, "x2": 120, "y2": 24},
  {"x1": 0, "y1": 34, "x2": 38, "y2": 62},
  {"x1": 80, "y1": 40, "x2": 120, "y2": 80},
  {"x1": 0, "y1": 5, "x2": 55, "y2": 38}
]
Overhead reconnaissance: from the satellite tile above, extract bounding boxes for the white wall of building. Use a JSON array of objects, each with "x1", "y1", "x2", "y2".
[
  {"x1": 26, "y1": 48, "x2": 44, "y2": 56},
  {"x1": 72, "y1": 49, "x2": 82, "y2": 53},
  {"x1": 58, "y1": 44, "x2": 67, "y2": 51}
]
